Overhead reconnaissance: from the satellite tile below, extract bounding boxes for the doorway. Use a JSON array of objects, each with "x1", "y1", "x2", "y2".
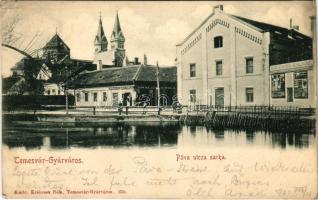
[
  {"x1": 287, "y1": 87, "x2": 293, "y2": 102},
  {"x1": 215, "y1": 88, "x2": 224, "y2": 107},
  {"x1": 122, "y1": 93, "x2": 132, "y2": 106}
]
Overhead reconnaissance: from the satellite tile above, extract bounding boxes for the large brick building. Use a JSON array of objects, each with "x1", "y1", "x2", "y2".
[{"x1": 176, "y1": 5, "x2": 314, "y2": 107}]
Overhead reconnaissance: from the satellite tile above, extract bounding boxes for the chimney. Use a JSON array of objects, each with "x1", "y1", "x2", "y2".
[
  {"x1": 292, "y1": 25, "x2": 299, "y2": 31},
  {"x1": 213, "y1": 5, "x2": 223, "y2": 13},
  {"x1": 289, "y1": 18, "x2": 299, "y2": 31},
  {"x1": 143, "y1": 54, "x2": 147, "y2": 65}
]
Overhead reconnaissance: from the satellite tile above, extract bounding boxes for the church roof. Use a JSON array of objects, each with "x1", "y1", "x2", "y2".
[
  {"x1": 111, "y1": 12, "x2": 125, "y2": 40},
  {"x1": 69, "y1": 65, "x2": 176, "y2": 88},
  {"x1": 95, "y1": 16, "x2": 108, "y2": 43},
  {"x1": 44, "y1": 33, "x2": 70, "y2": 50}
]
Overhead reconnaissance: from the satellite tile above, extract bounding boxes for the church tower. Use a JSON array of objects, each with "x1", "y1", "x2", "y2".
[
  {"x1": 94, "y1": 14, "x2": 108, "y2": 54},
  {"x1": 111, "y1": 11, "x2": 126, "y2": 67}
]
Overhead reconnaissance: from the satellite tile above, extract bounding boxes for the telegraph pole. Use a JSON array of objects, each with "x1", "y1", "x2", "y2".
[
  {"x1": 65, "y1": 66, "x2": 69, "y2": 115},
  {"x1": 156, "y1": 61, "x2": 160, "y2": 110},
  {"x1": 66, "y1": 88, "x2": 69, "y2": 114}
]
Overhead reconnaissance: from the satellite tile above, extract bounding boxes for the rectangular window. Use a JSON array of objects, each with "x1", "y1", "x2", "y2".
[
  {"x1": 216, "y1": 60, "x2": 222, "y2": 76},
  {"x1": 84, "y1": 93, "x2": 88, "y2": 102},
  {"x1": 189, "y1": 89, "x2": 196, "y2": 103},
  {"x1": 190, "y1": 63, "x2": 196, "y2": 77},
  {"x1": 214, "y1": 36, "x2": 223, "y2": 48},
  {"x1": 112, "y1": 93, "x2": 119, "y2": 106},
  {"x1": 48, "y1": 90, "x2": 51, "y2": 95},
  {"x1": 52, "y1": 89, "x2": 56, "y2": 95},
  {"x1": 103, "y1": 92, "x2": 107, "y2": 102},
  {"x1": 58, "y1": 90, "x2": 60, "y2": 95},
  {"x1": 271, "y1": 73, "x2": 285, "y2": 98},
  {"x1": 93, "y1": 92, "x2": 98, "y2": 102},
  {"x1": 246, "y1": 88, "x2": 254, "y2": 102},
  {"x1": 246, "y1": 57, "x2": 253, "y2": 74},
  {"x1": 294, "y1": 71, "x2": 308, "y2": 98},
  {"x1": 76, "y1": 93, "x2": 81, "y2": 102}
]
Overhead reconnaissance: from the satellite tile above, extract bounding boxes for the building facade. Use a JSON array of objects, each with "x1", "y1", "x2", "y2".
[
  {"x1": 270, "y1": 60, "x2": 316, "y2": 107},
  {"x1": 70, "y1": 65, "x2": 177, "y2": 107},
  {"x1": 176, "y1": 5, "x2": 313, "y2": 107}
]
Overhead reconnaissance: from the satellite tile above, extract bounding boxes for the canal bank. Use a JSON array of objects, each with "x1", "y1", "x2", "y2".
[
  {"x1": 3, "y1": 107, "x2": 316, "y2": 133},
  {"x1": 3, "y1": 113, "x2": 180, "y2": 123}
]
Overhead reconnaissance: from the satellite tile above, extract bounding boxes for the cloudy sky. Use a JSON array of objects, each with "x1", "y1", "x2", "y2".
[{"x1": 0, "y1": 1, "x2": 315, "y2": 77}]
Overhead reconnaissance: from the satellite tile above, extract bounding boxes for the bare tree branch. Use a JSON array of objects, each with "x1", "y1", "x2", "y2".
[
  {"x1": 1, "y1": 14, "x2": 21, "y2": 45},
  {"x1": 2, "y1": 43, "x2": 33, "y2": 58}
]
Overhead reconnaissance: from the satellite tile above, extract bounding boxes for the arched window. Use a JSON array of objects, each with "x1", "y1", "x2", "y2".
[{"x1": 214, "y1": 36, "x2": 223, "y2": 48}]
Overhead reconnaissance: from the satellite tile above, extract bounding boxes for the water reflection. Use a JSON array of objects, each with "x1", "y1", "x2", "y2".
[{"x1": 2, "y1": 122, "x2": 315, "y2": 150}]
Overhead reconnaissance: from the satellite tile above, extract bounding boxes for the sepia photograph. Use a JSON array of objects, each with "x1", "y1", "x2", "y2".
[{"x1": 1, "y1": 1, "x2": 317, "y2": 198}]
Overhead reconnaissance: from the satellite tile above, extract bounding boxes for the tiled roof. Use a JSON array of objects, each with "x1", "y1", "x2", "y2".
[
  {"x1": 69, "y1": 65, "x2": 177, "y2": 88},
  {"x1": 136, "y1": 65, "x2": 177, "y2": 82},
  {"x1": 230, "y1": 15, "x2": 312, "y2": 41},
  {"x1": 70, "y1": 66, "x2": 140, "y2": 88}
]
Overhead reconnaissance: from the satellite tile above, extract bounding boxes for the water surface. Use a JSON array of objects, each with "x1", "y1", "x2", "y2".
[{"x1": 2, "y1": 121, "x2": 316, "y2": 150}]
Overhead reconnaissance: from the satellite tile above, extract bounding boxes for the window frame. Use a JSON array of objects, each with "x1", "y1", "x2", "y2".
[
  {"x1": 112, "y1": 92, "x2": 119, "y2": 106},
  {"x1": 216, "y1": 60, "x2": 223, "y2": 76},
  {"x1": 245, "y1": 88, "x2": 254, "y2": 103},
  {"x1": 76, "y1": 93, "x2": 81, "y2": 102},
  {"x1": 93, "y1": 92, "x2": 98, "y2": 102},
  {"x1": 84, "y1": 93, "x2": 89, "y2": 102},
  {"x1": 271, "y1": 73, "x2": 286, "y2": 98},
  {"x1": 246, "y1": 57, "x2": 254, "y2": 74},
  {"x1": 189, "y1": 89, "x2": 196, "y2": 103},
  {"x1": 294, "y1": 71, "x2": 308, "y2": 99},
  {"x1": 214, "y1": 36, "x2": 223, "y2": 48},
  {"x1": 103, "y1": 92, "x2": 107, "y2": 102},
  {"x1": 190, "y1": 63, "x2": 196, "y2": 78}
]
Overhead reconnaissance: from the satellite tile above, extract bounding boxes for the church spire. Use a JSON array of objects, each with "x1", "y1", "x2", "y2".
[
  {"x1": 110, "y1": 11, "x2": 126, "y2": 67},
  {"x1": 111, "y1": 11, "x2": 125, "y2": 48},
  {"x1": 94, "y1": 13, "x2": 108, "y2": 53}
]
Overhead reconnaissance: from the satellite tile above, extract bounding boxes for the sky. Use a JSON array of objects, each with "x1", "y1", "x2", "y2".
[{"x1": 0, "y1": 1, "x2": 315, "y2": 77}]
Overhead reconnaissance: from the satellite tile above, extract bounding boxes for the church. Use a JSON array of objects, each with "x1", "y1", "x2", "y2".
[
  {"x1": 69, "y1": 12, "x2": 177, "y2": 107},
  {"x1": 93, "y1": 12, "x2": 127, "y2": 69}
]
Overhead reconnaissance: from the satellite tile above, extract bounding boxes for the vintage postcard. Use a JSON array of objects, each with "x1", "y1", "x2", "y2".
[{"x1": 1, "y1": 1, "x2": 317, "y2": 199}]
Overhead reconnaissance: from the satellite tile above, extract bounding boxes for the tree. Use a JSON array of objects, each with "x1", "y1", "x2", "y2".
[{"x1": 1, "y1": 2, "x2": 44, "y2": 96}]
